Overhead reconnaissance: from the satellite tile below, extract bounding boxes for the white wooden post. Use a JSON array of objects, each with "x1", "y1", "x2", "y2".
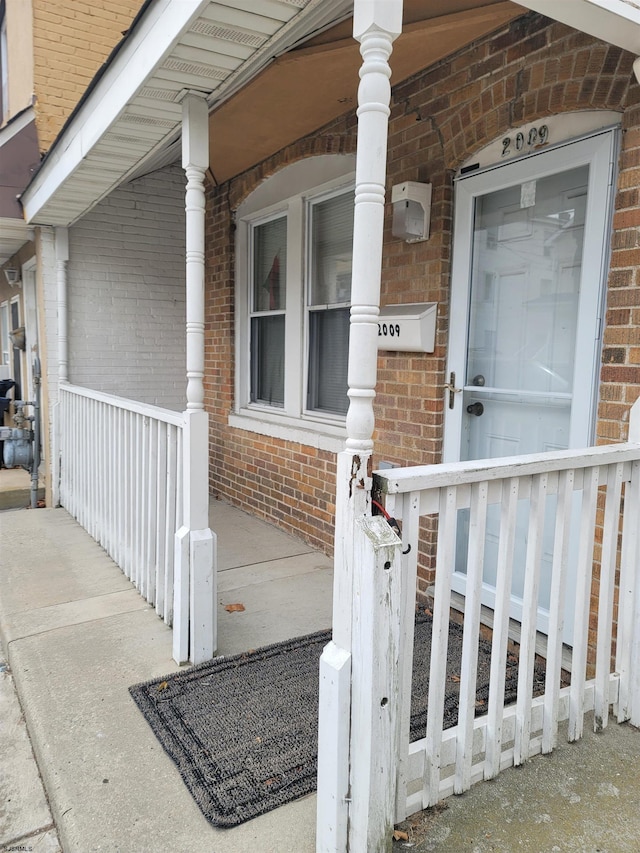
[
  {"x1": 617, "y1": 398, "x2": 640, "y2": 724},
  {"x1": 51, "y1": 227, "x2": 69, "y2": 508},
  {"x1": 349, "y1": 516, "x2": 402, "y2": 852},
  {"x1": 55, "y1": 227, "x2": 69, "y2": 384},
  {"x1": 173, "y1": 92, "x2": 217, "y2": 665},
  {"x1": 317, "y1": 2, "x2": 402, "y2": 851}
]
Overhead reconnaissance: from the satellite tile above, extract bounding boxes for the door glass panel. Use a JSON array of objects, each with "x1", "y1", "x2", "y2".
[{"x1": 456, "y1": 166, "x2": 590, "y2": 622}]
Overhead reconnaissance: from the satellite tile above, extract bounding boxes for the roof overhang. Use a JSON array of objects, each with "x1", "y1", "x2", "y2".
[
  {"x1": 21, "y1": 0, "x2": 355, "y2": 227},
  {"x1": 0, "y1": 218, "x2": 34, "y2": 267}
]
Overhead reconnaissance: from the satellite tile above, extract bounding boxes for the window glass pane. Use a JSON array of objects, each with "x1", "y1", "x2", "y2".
[
  {"x1": 251, "y1": 315, "x2": 284, "y2": 406},
  {"x1": 253, "y1": 217, "x2": 286, "y2": 312},
  {"x1": 307, "y1": 308, "x2": 349, "y2": 415},
  {"x1": 467, "y1": 166, "x2": 587, "y2": 395},
  {"x1": 310, "y1": 191, "x2": 354, "y2": 306}
]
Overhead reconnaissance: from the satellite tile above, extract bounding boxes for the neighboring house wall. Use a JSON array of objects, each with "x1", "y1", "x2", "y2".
[
  {"x1": 67, "y1": 164, "x2": 186, "y2": 410},
  {"x1": 2, "y1": 0, "x2": 34, "y2": 125},
  {"x1": 204, "y1": 12, "x2": 640, "y2": 562},
  {"x1": 32, "y1": 0, "x2": 141, "y2": 152}
]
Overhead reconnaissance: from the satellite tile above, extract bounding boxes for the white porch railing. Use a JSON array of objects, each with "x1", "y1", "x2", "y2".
[
  {"x1": 317, "y1": 402, "x2": 640, "y2": 850},
  {"x1": 57, "y1": 383, "x2": 215, "y2": 662},
  {"x1": 57, "y1": 384, "x2": 183, "y2": 636},
  {"x1": 382, "y1": 436, "x2": 640, "y2": 821}
]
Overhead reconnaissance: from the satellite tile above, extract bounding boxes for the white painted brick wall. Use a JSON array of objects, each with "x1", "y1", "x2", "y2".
[{"x1": 67, "y1": 164, "x2": 187, "y2": 411}]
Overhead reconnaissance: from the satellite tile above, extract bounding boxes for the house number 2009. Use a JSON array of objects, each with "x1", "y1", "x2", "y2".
[
  {"x1": 378, "y1": 323, "x2": 401, "y2": 337},
  {"x1": 502, "y1": 124, "x2": 549, "y2": 157}
]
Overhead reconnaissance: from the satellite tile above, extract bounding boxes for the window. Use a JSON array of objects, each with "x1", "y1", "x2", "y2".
[
  {"x1": 250, "y1": 215, "x2": 286, "y2": 406},
  {"x1": 233, "y1": 156, "x2": 356, "y2": 446},
  {"x1": 306, "y1": 191, "x2": 353, "y2": 415}
]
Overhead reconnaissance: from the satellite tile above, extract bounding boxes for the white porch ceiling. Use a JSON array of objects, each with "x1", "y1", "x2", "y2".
[
  {"x1": 22, "y1": 0, "x2": 354, "y2": 227},
  {"x1": 23, "y1": 0, "x2": 640, "y2": 229}
]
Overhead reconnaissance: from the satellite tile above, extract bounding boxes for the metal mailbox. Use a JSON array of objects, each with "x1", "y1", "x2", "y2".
[{"x1": 376, "y1": 302, "x2": 437, "y2": 353}]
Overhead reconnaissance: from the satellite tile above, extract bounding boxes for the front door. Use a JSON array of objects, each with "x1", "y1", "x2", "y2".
[{"x1": 444, "y1": 129, "x2": 617, "y2": 634}]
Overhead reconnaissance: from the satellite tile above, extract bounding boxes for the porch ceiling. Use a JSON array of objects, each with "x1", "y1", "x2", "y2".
[{"x1": 21, "y1": 0, "x2": 526, "y2": 228}]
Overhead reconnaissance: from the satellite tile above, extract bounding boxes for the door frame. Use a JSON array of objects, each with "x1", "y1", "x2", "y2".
[
  {"x1": 443, "y1": 126, "x2": 619, "y2": 464},
  {"x1": 443, "y1": 126, "x2": 619, "y2": 634}
]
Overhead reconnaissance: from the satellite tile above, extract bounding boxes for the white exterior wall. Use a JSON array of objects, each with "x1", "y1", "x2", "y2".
[{"x1": 67, "y1": 164, "x2": 186, "y2": 410}]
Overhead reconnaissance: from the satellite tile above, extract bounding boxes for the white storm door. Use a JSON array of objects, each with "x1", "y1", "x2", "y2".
[{"x1": 444, "y1": 130, "x2": 616, "y2": 634}]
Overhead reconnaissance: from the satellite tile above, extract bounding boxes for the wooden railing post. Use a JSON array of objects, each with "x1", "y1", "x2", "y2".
[
  {"x1": 616, "y1": 398, "x2": 640, "y2": 724},
  {"x1": 349, "y1": 516, "x2": 402, "y2": 852},
  {"x1": 317, "y1": 2, "x2": 402, "y2": 851}
]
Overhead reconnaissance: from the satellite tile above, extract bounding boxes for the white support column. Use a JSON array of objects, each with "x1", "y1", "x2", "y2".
[
  {"x1": 55, "y1": 227, "x2": 69, "y2": 384},
  {"x1": 173, "y1": 92, "x2": 217, "y2": 665},
  {"x1": 51, "y1": 227, "x2": 69, "y2": 508},
  {"x1": 183, "y1": 92, "x2": 208, "y2": 412},
  {"x1": 317, "y1": 3, "x2": 402, "y2": 851}
]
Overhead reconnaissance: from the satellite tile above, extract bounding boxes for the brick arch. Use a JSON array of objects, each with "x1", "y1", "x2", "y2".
[
  {"x1": 229, "y1": 131, "x2": 357, "y2": 211},
  {"x1": 426, "y1": 17, "x2": 638, "y2": 173}
]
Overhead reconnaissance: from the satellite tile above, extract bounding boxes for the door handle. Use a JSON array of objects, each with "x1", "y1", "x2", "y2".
[
  {"x1": 466, "y1": 401, "x2": 484, "y2": 416},
  {"x1": 445, "y1": 372, "x2": 462, "y2": 409}
]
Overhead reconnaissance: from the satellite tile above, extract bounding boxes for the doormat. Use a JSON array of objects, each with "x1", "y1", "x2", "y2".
[{"x1": 129, "y1": 614, "x2": 544, "y2": 828}]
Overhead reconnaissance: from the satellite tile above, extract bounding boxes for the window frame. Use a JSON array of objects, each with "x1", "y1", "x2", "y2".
[{"x1": 232, "y1": 158, "x2": 356, "y2": 449}]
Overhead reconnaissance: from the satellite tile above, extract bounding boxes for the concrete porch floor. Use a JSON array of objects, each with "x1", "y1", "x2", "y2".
[
  {"x1": 1, "y1": 501, "x2": 640, "y2": 852},
  {"x1": 0, "y1": 501, "x2": 333, "y2": 853}
]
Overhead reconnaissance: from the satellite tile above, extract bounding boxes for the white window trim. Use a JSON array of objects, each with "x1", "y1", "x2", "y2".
[{"x1": 233, "y1": 155, "x2": 356, "y2": 450}]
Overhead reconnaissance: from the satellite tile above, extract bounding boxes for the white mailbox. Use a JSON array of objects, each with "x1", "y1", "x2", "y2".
[{"x1": 377, "y1": 302, "x2": 437, "y2": 353}]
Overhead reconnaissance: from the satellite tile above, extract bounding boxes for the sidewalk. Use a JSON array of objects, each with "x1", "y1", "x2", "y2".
[
  {"x1": 2, "y1": 503, "x2": 640, "y2": 852},
  {"x1": 0, "y1": 503, "x2": 333, "y2": 853}
]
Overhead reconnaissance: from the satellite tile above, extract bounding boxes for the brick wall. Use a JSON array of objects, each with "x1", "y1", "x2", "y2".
[
  {"x1": 67, "y1": 165, "x2": 186, "y2": 410},
  {"x1": 32, "y1": 0, "x2": 141, "y2": 152},
  {"x1": 205, "y1": 12, "x2": 640, "y2": 567}
]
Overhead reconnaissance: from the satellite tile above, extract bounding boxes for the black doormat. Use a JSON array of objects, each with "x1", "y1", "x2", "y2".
[{"x1": 129, "y1": 614, "x2": 544, "y2": 828}]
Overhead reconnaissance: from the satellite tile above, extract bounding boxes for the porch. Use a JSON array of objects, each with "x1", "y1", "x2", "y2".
[{"x1": 1, "y1": 501, "x2": 639, "y2": 852}]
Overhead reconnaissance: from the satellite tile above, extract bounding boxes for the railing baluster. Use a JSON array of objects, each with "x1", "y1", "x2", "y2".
[
  {"x1": 147, "y1": 420, "x2": 159, "y2": 607},
  {"x1": 140, "y1": 416, "x2": 149, "y2": 599},
  {"x1": 485, "y1": 476, "x2": 519, "y2": 779},
  {"x1": 617, "y1": 459, "x2": 640, "y2": 722},
  {"x1": 155, "y1": 420, "x2": 167, "y2": 615},
  {"x1": 456, "y1": 479, "x2": 488, "y2": 793},
  {"x1": 594, "y1": 462, "x2": 625, "y2": 731},
  {"x1": 515, "y1": 473, "x2": 547, "y2": 765},
  {"x1": 165, "y1": 425, "x2": 178, "y2": 625},
  {"x1": 543, "y1": 467, "x2": 574, "y2": 753},
  {"x1": 423, "y1": 485, "x2": 457, "y2": 808},
  {"x1": 394, "y1": 490, "x2": 421, "y2": 823},
  {"x1": 569, "y1": 465, "x2": 600, "y2": 742}
]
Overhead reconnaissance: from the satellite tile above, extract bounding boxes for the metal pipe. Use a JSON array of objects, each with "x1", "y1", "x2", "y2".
[{"x1": 30, "y1": 358, "x2": 41, "y2": 509}]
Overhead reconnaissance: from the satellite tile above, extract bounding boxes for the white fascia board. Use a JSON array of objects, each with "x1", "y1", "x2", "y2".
[
  {"x1": 516, "y1": 0, "x2": 640, "y2": 53},
  {"x1": 21, "y1": 0, "x2": 211, "y2": 224}
]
